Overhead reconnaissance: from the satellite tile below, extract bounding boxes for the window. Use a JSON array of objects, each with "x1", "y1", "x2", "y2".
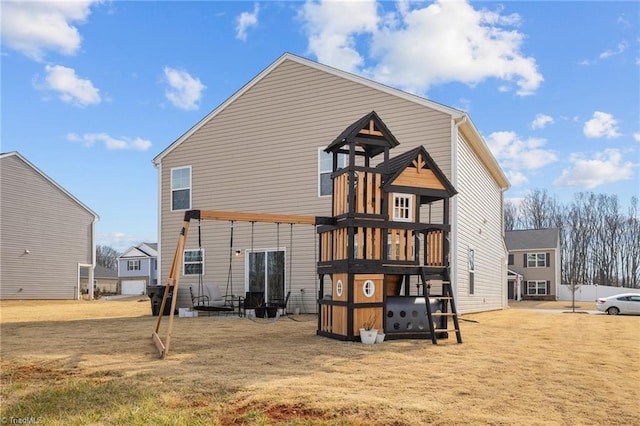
[
  {"x1": 526, "y1": 252, "x2": 548, "y2": 268},
  {"x1": 318, "y1": 149, "x2": 347, "y2": 197},
  {"x1": 392, "y1": 194, "x2": 413, "y2": 222},
  {"x1": 527, "y1": 280, "x2": 548, "y2": 296},
  {"x1": 171, "y1": 166, "x2": 191, "y2": 211},
  {"x1": 127, "y1": 260, "x2": 140, "y2": 271},
  {"x1": 363, "y1": 280, "x2": 375, "y2": 298},
  {"x1": 183, "y1": 249, "x2": 203, "y2": 275},
  {"x1": 508, "y1": 254, "x2": 514, "y2": 266},
  {"x1": 469, "y1": 248, "x2": 475, "y2": 295}
]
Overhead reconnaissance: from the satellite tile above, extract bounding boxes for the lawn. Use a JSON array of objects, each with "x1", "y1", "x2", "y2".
[{"x1": 1, "y1": 298, "x2": 638, "y2": 425}]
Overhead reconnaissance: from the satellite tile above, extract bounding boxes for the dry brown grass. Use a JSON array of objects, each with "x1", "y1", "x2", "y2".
[{"x1": 1, "y1": 298, "x2": 638, "y2": 425}]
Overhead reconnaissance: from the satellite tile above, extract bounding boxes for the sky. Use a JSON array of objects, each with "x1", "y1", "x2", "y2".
[{"x1": 1, "y1": 0, "x2": 639, "y2": 252}]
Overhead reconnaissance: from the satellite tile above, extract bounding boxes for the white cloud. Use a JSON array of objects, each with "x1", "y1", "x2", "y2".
[
  {"x1": 599, "y1": 41, "x2": 628, "y2": 59},
  {"x1": 68, "y1": 132, "x2": 152, "y2": 151},
  {"x1": 554, "y1": 149, "x2": 634, "y2": 188},
  {"x1": 486, "y1": 131, "x2": 558, "y2": 171},
  {"x1": 634, "y1": 132, "x2": 640, "y2": 142},
  {"x1": 583, "y1": 111, "x2": 621, "y2": 139},
  {"x1": 531, "y1": 114, "x2": 554, "y2": 130},
  {"x1": 506, "y1": 170, "x2": 528, "y2": 186},
  {"x1": 38, "y1": 64, "x2": 101, "y2": 106},
  {"x1": 236, "y1": 3, "x2": 260, "y2": 41},
  {"x1": 163, "y1": 67, "x2": 205, "y2": 110},
  {"x1": 0, "y1": 1, "x2": 98, "y2": 61},
  {"x1": 299, "y1": 0, "x2": 378, "y2": 73},
  {"x1": 300, "y1": 0, "x2": 543, "y2": 95}
]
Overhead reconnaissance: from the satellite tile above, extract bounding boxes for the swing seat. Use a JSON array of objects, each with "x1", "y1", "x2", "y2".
[{"x1": 190, "y1": 285, "x2": 234, "y2": 313}]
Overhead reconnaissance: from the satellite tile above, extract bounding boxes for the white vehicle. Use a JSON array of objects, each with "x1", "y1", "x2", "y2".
[{"x1": 596, "y1": 293, "x2": 640, "y2": 315}]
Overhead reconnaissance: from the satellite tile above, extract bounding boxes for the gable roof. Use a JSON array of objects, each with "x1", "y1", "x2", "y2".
[
  {"x1": 505, "y1": 228, "x2": 560, "y2": 251},
  {"x1": 152, "y1": 53, "x2": 509, "y2": 190},
  {"x1": 325, "y1": 110, "x2": 400, "y2": 158},
  {"x1": 378, "y1": 146, "x2": 458, "y2": 201},
  {"x1": 118, "y1": 242, "x2": 158, "y2": 259},
  {"x1": 0, "y1": 151, "x2": 99, "y2": 220}
]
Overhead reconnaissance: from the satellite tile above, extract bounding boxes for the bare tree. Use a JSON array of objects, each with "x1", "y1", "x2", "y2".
[
  {"x1": 520, "y1": 189, "x2": 563, "y2": 229},
  {"x1": 96, "y1": 245, "x2": 121, "y2": 270},
  {"x1": 504, "y1": 199, "x2": 519, "y2": 231}
]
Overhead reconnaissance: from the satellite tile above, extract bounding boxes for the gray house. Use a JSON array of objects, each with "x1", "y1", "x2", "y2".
[
  {"x1": 117, "y1": 243, "x2": 158, "y2": 295},
  {"x1": 152, "y1": 53, "x2": 510, "y2": 314},
  {"x1": 505, "y1": 228, "x2": 561, "y2": 301},
  {"x1": 80, "y1": 264, "x2": 118, "y2": 295},
  {"x1": 0, "y1": 152, "x2": 99, "y2": 299}
]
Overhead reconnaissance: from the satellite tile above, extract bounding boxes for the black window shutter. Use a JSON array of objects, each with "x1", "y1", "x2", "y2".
[
  {"x1": 546, "y1": 253, "x2": 550, "y2": 267},
  {"x1": 546, "y1": 281, "x2": 551, "y2": 294},
  {"x1": 508, "y1": 254, "x2": 514, "y2": 265},
  {"x1": 523, "y1": 253, "x2": 527, "y2": 268}
]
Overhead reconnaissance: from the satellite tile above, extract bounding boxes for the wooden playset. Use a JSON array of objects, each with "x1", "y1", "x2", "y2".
[{"x1": 153, "y1": 111, "x2": 461, "y2": 359}]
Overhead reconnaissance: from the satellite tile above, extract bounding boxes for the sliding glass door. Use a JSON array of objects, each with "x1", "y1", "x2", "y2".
[{"x1": 246, "y1": 249, "x2": 285, "y2": 303}]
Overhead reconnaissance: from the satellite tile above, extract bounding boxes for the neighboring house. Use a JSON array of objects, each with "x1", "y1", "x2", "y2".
[
  {"x1": 80, "y1": 264, "x2": 118, "y2": 295},
  {"x1": 117, "y1": 243, "x2": 158, "y2": 295},
  {"x1": 152, "y1": 53, "x2": 510, "y2": 314},
  {"x1": 0, "y1": 152, "x2": 99, "y2": 299},
  {"x1": 505, "y1": 228, "x2": 561, "y2": 301}
]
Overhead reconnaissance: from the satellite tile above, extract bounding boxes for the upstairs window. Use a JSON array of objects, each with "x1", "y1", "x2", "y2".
[
  {"x1": 127, "y1": 260, "x2": 140, "y2": 271},
  {"x1": 526, "y1": 253, "x2": 548, "y2": 268},
  {"x1": 171, "y1": 166, "x2": 191, "y2": 211},
  {"x1": 393, "y1": 194, "x2": 413, "y2": 222},
  {"x1": 318, "y1": 149, "x2": 347, "y2": 197}
]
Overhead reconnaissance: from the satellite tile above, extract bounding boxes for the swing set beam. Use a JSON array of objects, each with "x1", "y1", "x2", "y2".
[{"x1": 152, "y1": 209, "x2": 323, "y2": 359}]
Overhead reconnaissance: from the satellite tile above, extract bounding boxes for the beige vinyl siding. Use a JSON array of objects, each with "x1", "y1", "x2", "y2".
[
  {"x1": 454, "y1": 131, "x2": 506, "y2": 313},
  {"x1": 509, "y1": 249, "x2": 558, "y2": 297},
  {"x1": 159, "y1": 59, "x2": 453, "y2": 311},
  {"x1": 0, "y1": 155, "x2": 95, "y2": 299}
]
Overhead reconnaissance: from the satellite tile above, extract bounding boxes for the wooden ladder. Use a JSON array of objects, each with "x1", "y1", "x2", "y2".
[{"x1": 420, "y1": 267, "x2": 462, "y2": 344}]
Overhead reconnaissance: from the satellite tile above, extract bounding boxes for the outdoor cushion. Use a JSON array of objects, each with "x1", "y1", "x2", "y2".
[{"x1": 204, "y1": 284, "x2": 226, "y2": 307}]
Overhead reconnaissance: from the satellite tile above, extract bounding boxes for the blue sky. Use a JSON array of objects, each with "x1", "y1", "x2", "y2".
[{"x1": 2, "y1": 1, "x2": 638, "y2": 252}]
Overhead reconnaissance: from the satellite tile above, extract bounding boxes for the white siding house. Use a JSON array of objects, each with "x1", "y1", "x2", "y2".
[
  {"x1": 0, "y1": 152, "x2": 99, "y2": 299},
  {"x1": 152, "y1": 53, "x2": 510, "y2": 314}
]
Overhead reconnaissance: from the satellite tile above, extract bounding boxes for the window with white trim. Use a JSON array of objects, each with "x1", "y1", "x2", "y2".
[
  {"x1": 392, "y1": 193, "x2": 413, "y2": 222},
  {"x1": 469, "y1": 248, "x2": 475, "y2": 295},
  {"x1": 171, "y1": 166, "x2": 191, "y2": 211},
  {"x1": 183, "y1": 249, "x2": 204, "y2": 275},
  {"x1": 527, "y1": 280, "x2": 548, "y2": 296},
  {"x1": 526, "y1": 253, "x2": 547, "y2": 268},
  {"x1": 363, "y1": 280, "x2": 375, "y2": 297},
  {"x1": 127, "y1": 260, "x2": 140, "y2": 271},
  {"x1": 318, "y1": 149, "x2": 347, "y2": 197}
]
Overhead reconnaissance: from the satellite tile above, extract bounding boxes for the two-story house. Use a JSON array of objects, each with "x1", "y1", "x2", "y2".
[
  {"x1": 152, "y1": 53, "x2": 511, "y2": 314},
  {"x1": 117, "y1": 243, "x2": 158, "y2": 295},
  {"x1": 505, "y1": 228, "x2": 561, "y2": 301},
  {"x1": 1, "y1": 152, "x2": 99, "y2": 300}
]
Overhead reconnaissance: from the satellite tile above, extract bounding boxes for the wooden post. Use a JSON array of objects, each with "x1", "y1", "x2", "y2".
[{"x1": 153, "y1": 219, "x2": 190, "y2": 359}]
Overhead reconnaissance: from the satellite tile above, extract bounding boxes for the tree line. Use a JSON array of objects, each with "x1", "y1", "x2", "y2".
[
  {"x1": 505, "y1": 190, "x2": 639, "y2": 288},
  {"x1": 96, "y1": 245, "x2": 121, "y2": 270}
]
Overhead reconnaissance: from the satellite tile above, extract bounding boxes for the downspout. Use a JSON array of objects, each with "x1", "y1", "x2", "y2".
[
  {"x1": 155, "y1": 161, "x2": 162, "y2": 288},
  {"x1": 451, "y1": 114, "x2": 467, "y2": 298}
]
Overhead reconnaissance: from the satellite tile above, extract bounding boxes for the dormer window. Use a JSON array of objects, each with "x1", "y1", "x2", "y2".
[{"x1": 393, "y1": 193, "x2": 413, "y2": 222}]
